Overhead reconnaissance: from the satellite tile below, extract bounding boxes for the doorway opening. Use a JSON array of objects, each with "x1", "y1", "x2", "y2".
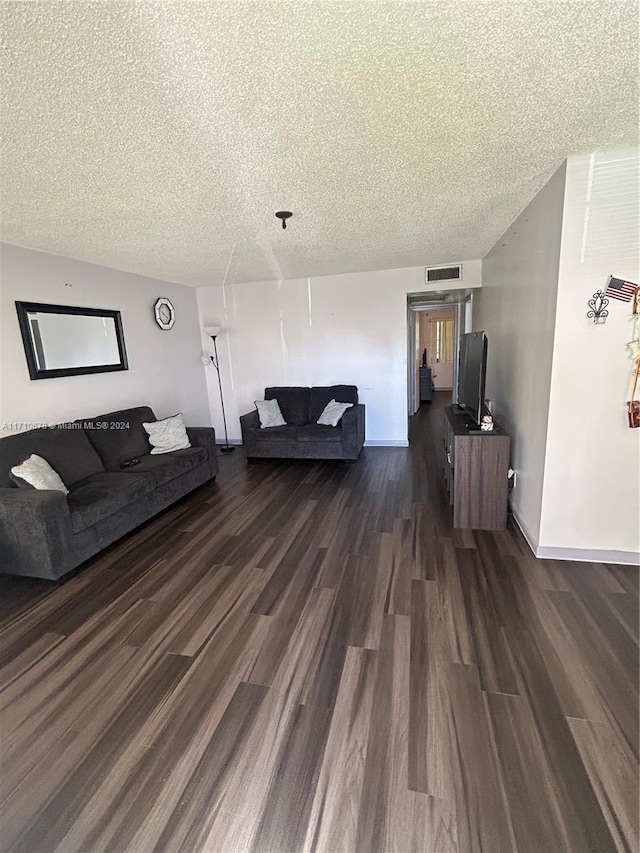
[{"x1": 407, "y1": 291, "x2": 474, "y2": 432}]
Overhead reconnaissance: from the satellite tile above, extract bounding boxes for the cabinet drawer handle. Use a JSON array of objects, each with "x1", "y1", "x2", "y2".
[{"x1": 446, "y1": 450, "x2": 452, "y2": 465}]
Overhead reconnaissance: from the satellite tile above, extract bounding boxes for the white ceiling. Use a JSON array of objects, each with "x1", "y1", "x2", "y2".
[{"x1": 1, "y1": 1, "x2": 637, "y2": 288}]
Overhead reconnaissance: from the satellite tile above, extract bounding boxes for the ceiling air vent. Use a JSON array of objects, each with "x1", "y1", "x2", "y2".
[{"x1": 426, "y1": 264, "x2": 462, "y2": 283}]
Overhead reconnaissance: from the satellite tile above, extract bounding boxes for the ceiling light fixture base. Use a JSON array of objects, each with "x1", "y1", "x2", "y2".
[{"x1": 275, "y1": 210, "x2": 293, "y2": 229}]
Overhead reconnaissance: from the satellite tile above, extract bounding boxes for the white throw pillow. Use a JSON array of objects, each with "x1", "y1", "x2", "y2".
[
  {"x1": 10, "y1": 454, "x2": 69, "y2": 494},
  {"x1": 143, "y1": 413, "x2": 191, "y2": 454},
  {"x1": 255, "y1": 398, "x2": 286, "y2": 428},
  {"x1": 317, "y1": 399, "x2": 353, "y2": 427}
]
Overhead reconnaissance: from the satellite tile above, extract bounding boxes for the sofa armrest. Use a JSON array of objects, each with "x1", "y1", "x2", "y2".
[
  {"x1": 0, "y1": 488, "x2": 75, "y2": 580},
  {"x1": 340, "y1": 403, "x2": 365, "y2": 459},
  {"x1": 186, "y1": 427, "x2": 219, "y2": 478},
  {"x1": 240, "y1": 410, "x2": 260, "y2": 430},
  {"x1": 240, "y1": 410, "x2": 260, "y2": 455}
]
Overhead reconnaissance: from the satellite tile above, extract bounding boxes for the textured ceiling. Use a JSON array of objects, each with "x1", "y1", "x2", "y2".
[{"x1": 1, "y1": 1, "x2": 638, "y2": 287}]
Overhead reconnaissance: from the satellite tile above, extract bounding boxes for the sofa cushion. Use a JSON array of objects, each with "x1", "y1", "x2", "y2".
[
  {"x1": 130, "y1": 447, "x2": 207, "y2": 488},
  {"x1": 144, "y1": 413, "x2": 191, "y2": 454},
  {"x1": 0, "y1": 426, "x2": 105, "y2": 488},
  {"x1": 253, "y1": 425, "x2": 299, "y2": 442},
  {"x1": 265, "y1": 387, "x2": 310, "y2": 426},
  {"x1": 83, "y1": 407, "x2": 154, "y2": 470},
  {"x1": 10, "y1": 454, "x2": 69, "y2": 493},
  {"x1": 309, "y1": 386, "x2": 358, "y2": 423},
  {"x1": 296, "y1": 425, "x2": 343, "y2": 442},
  {"x1": 316, "y1": 400, "x2": 354, "y2": 427},
  {"x1": 67, "y1": 471, "x2": 150, "y2": 533},
  {"x1": 255, "y1": 399, "x2": 286, "y2": 429}
]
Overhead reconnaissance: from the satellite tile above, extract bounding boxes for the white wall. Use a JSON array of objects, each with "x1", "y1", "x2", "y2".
[
  {"x1": 0, "y1": 244, "x2": 210, "y2": 430},
  {"x1": 539, "y1": 150, "x2": 640, "y2": 562},
  {"x1": 472, "y1": 163, "x2": 566, "y2": 547},
  {"x1": 197, "y1": 261, "x2": 481, "y2": 445}
]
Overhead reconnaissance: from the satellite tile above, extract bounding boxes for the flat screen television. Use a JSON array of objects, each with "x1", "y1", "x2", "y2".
[{"x1": 457, "y1": 331, "x2": 488, "y2": 427}]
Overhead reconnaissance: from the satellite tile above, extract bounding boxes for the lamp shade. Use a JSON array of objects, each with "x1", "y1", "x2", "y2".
[{"x1": 205, "y1": 325, "x2": 222, "y2": 338}]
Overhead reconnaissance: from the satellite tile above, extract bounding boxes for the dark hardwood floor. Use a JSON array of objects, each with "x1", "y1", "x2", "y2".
[{"x1": 1, "y1": 393, "x2": 638, "y2": 852}]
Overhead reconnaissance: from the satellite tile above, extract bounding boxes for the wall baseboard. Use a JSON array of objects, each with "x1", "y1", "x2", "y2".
[
  {"x1": 510, "y1": 508, "x2": 539, "y2": 556},
  {"x1": 364, "y1": 440, "x2": 409, "y2": 447},
  {"x1": 535, "y1": 545, "x2": 639, "y2": 566},
  {"x1": 511, "y1": 509, "x2": 639, "y2": 566}
]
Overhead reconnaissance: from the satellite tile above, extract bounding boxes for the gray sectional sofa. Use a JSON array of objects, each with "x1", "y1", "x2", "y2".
[
  {"x1": 240, "y1": 385, "x2": 365, "y2": 461},
  {"x1": 0, "y1": 406, "x2": 218, "y2": 581}
]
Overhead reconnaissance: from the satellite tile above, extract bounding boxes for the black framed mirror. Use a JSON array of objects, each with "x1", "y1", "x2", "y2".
[{"x1": 15, "y1": 301, "x2": 129, "y2": 380}]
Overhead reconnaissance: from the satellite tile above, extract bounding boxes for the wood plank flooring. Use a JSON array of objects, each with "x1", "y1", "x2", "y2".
[{"x1": 0, "y1": 393, "x2": 638, "y2": 852}]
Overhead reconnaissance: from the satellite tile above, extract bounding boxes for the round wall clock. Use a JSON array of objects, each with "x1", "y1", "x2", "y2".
[{"x1": 154, "y1": 298, "x2": 175, "y2": 330}]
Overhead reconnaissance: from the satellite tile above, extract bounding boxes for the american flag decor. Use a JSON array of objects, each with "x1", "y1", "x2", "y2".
[{"x1": 604, "y1": 276, "x2": 638, "y2": 302}]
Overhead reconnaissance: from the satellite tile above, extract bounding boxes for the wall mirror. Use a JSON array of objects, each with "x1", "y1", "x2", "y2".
[{"x1": 15, "y1": 301, "x2": 128, "y2": 380}]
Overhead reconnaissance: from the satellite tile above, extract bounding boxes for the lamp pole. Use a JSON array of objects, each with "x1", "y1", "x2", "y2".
[{"x1": 210, "y1": 334, "x2": 234, "y2": 453}]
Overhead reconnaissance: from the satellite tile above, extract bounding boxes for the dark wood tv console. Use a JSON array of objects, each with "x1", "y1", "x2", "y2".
[{"x1": 443, "y1": 406, "x2": 510, "y2": 530}]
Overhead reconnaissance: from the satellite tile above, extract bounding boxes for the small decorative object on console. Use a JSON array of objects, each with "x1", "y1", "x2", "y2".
[{"x1": 480, "y1": 413, "x2": 494, "y2": 432}]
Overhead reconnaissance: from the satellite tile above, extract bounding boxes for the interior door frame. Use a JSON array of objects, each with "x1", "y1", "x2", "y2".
[{"x1": 407, "y1": 300, "x2": 461, "y2": 414}]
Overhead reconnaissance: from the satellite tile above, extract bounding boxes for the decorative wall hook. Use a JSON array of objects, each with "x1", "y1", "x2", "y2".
[
  {"x1": 275, "y1": 210, "x2": 292, "y2": 229},
  {"x1": 587, "y1": 290, "x2": 609, "y2": 324}
]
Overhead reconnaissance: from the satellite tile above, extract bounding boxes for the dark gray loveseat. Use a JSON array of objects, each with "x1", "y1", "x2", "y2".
[
  {"x1": 0, "y1": 406, "x2": 218, "y2": 581},
  {"x1": 240, "y1": 385, "x2": 365, "y2": 461}
]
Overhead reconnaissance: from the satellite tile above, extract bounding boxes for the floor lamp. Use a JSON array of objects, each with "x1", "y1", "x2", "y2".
[{"x1": 204, "y1": 326, "x2": 234, "y2": 453}]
